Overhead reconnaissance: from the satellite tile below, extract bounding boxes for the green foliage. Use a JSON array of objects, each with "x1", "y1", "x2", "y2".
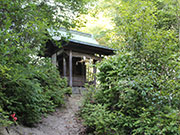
[
  {"x1": 81, "y1": 103, "x2": 118, "y2": 135},
  {"x1": 0, "y1": 0, "x2": 91, "y2": 127},
  {"x1": 0, "y1": 107, "x2": 13, "y2": 127},
  {"x1": 35, "y1": 61, "x2": 68, "y2": 105},
  {"x1": 0, "y1": 56, "x2": 71, "y2": 126},
  {"x1": 81, "y1": 0, "x2": 180, "y2": 134},
  {"x1": 82, "y1": 54, "x2": 180, "y2": 134}
]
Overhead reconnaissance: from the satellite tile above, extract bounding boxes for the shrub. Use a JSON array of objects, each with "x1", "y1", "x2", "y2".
[
  {"x1": 81, "y1": 54, "x2": 180, "y2": 135},
  {"x1": 81, "y1": 103, "x2": 119, "y2": 135},
  {"x1": 0, "y1": 56, "x2": 71, "y2": 126},
  {"x1": 0, "y1": 107, "x2": 13, "y2": 127}
]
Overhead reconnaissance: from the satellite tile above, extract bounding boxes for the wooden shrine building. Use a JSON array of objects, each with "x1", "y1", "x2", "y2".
[{"x1": 45, "y1": 28, "x2": 115, "y2": 87}]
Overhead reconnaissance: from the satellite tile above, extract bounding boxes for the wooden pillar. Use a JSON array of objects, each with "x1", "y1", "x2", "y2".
[
  {"x1": 99, "y1": 54, "x2": 102, "y2": 62},
  {"x1": 63, "y1": 54, "x2": 66, "y2": 77},
  {"x1": 82, "y1": 62, "x2": 86, "y2": 84},
  {"x1": 84, "y1": 62, "x2": 86, "y2": 83},
  {"x1": 93, "y1": 59, "x2": 97, "y2": 85},
  {"x1": 69, "y1": 50, "x2": 73, "y2": 87},
  {"x1": 51, "y1": 53, "x2": 57, "y2": 66}
]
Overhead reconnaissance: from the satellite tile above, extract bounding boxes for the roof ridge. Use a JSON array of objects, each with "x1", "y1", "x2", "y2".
[{"x1": 60, "y1": 27, "x2": 93, "y2": 38}]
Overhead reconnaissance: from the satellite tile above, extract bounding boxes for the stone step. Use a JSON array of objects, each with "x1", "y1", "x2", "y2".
[{"x1": 72, "y1": 87, "x2": 86, "y2": 94}]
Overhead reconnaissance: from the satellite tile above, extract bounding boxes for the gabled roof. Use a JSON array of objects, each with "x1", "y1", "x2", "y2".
[
  {"x1": 48, "y1": 27, "x2": 99, "y2": 44},
  {"x1": 46, "y1": 28, "x2": 115, "y2": 56}
]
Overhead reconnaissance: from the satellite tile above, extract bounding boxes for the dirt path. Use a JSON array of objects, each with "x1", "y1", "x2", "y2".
[{"x1": 3, "y1": 94, "x2": 85, "y2": 135}]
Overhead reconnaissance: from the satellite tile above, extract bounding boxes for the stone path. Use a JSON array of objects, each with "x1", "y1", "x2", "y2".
[{"x1": 1, "y1": 95, "x2": 85, "y2": 135}]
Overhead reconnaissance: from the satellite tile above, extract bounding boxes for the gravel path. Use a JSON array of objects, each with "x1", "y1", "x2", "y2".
[{"x1": 2, "y1": 94, "x2": 85, "y2": 135}]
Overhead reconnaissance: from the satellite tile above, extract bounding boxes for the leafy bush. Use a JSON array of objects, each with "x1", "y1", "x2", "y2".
[
  {"x1": 81, "y1": 103, "x2": 119, "y2": 135},
  {"x1": 0, "y1": 56, "x2": 71, "y2": 126},
  {"x1": 81, "y1": 53, "x2": 180, "y2": 135},
  {"x1": 0, "y1": 107, "x2": 13, "y2": 127},
  {"x1": 0, "y1": 40, "x2": 71, "y2": 126}
]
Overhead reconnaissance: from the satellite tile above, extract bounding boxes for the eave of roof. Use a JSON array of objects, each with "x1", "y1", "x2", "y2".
[{"x1": 68, "y1": 39, "x2": 115, "y2": 52}]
